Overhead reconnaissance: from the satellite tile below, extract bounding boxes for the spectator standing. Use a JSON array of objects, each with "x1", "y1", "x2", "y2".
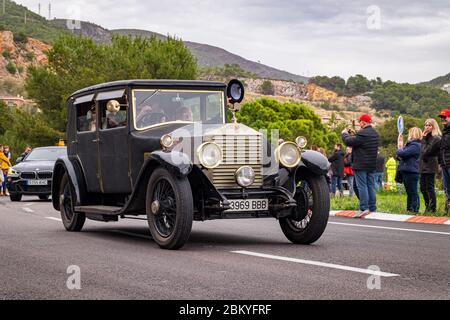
[
  {"x1": 19, "y1": 146, "x2": 31, "y2": 162},
  {"x1": 397, "y1": 127, "x2": 422, "y2": 213},
  {"x1": 385, "y1": 156, "x2": 397, "y2": 191},
  {"x1": 419, "y1": 119, "x2": 441, "y2": 214},
  {"x1": 328, "y1": 144, "x2": 345, "y2": 196},
  {"x1": 375, "y1": 152, "x2": 385, "y2": 191},
  {"x1": 344, "y1": 146, "x2": 355, "y2": 197},
  {"x1": 0, "y1": 144, "x2": 12, "y2": 196},
  {"x1": 3, "y1": 146, "x2": 11, "y2": 160},
  {"x1": 438, "y1": 109, "x2": 450, "y2": 210},
  {"x1": 342, "y1": 114, "x2": 380, "y2": 217}
]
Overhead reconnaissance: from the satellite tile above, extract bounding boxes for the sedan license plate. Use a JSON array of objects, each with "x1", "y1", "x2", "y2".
[
  {"x1": 27, "y1": 180, "x2": 48, "y2": 186},
  {"x1": 226, "y1": 199, "x2": 269, "y2": 212}
]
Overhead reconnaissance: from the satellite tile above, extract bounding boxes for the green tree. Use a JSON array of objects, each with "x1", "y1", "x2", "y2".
[
  {"x1": 26, "y1": 34, "x2": 198, "y2": 130},
  {"x1": 236, "y1": 98, "x2": 338, "y2": 150},
  {"x1": 345, "y1": 74, "x2": 372, "y2": 96}
]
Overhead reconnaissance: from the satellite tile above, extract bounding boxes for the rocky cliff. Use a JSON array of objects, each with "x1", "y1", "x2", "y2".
[{"x1": 0, "y1": 31, "x2": 51, "y2": 79}]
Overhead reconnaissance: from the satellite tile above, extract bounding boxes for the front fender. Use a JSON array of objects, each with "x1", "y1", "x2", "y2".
[
  {"x1": 298, "y1": 150, "x2": 330, "y2": 175},
  {"x1": 52, "y1": 156, "x2": 86, "y2": 210},
  {"x1": 149, "y1": 150, "x2": 193, "y2": 177}
]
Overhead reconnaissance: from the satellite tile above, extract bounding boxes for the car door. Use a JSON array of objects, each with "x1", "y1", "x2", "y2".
[
  {"x1": 96, "y1": 89, "x2": 132, "y2": 194},
  {"x1": 73, "y1": 93, "x2": 102, "y2": 193}
]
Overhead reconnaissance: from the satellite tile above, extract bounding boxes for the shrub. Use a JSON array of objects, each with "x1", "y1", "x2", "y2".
[
  {"x1": 13, "y1": 32, "x2": 27, "y2": 44},
  {"x1": 2, "y1": 50, "x2": 10, "y2": 59},
  {"x1": 6, "y1": 62, "x2": 17, "y2": 74},
  {"x1": 25, "y1": 52, "x2": 35, "y2": 61},
  {"x1": 260, "y1": 80, "x2": 275, "y2": 95}
]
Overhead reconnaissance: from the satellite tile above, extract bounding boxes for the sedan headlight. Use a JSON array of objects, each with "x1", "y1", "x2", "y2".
[
  {"x1": 8, "y1": 168, "x2": 20, "y2": 178},
  {"x1": 197, "y1": 142, "x2": 222, "y2": 168},
  {"x1": 276, "y1": 142, "x2": 301, "y2": 168},
  {"x1": 235, "y1": 166, "x2": 255, "y2": 188}
]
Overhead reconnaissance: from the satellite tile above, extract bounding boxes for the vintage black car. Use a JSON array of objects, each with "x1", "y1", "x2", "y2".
[
  {"x1": 52, "y1": 79, "x2": 330, "y2": 249},
  {"x1": 9, "y1": 146, "x2": 67, "y2": 201}
]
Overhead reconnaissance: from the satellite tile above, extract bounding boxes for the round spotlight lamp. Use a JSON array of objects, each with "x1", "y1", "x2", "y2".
[
  {"x1": 295, "y1": 136, "x2": 308, "y2": 149},
  {"x1": 160, "y1": 134, "x2": 174, "y2": 148}
]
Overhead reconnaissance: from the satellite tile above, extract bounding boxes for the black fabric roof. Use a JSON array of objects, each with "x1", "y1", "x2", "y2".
[{"x1": 70, "y1": 79, "x2": 226, "y2": 98}]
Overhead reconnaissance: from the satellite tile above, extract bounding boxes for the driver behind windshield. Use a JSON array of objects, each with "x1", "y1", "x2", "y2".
[
  {"x1": 175, "y1": 106, "x2": 193, "y2": 121},
  {"x1": 135, "y1": 100, "x2": 167, "y2": 128}
]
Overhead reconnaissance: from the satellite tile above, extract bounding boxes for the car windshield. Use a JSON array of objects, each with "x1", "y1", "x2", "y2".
[
  {"x1": 24, "y1": 148, "x2": 67, "y2": 161},
  {"x1": 133, "y1": 90, "x2": 224, "y2": 129}
]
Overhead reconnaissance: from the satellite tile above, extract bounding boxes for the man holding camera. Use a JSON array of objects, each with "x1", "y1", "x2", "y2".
[{"x1": 341, "y1": 114, "x2": 380, "y2": 217}]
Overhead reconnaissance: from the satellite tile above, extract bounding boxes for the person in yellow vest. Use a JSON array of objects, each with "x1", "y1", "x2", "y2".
[
  {"x1": 385, "y1": 156, "x2": 397, "y2": 191},
  {"x1": 0, "y1": 144, "x2": 12, "y2": 196}
]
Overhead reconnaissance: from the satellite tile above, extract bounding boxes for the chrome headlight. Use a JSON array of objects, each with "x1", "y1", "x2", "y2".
[
  {"x1": 276, "y1": 142, "x2": 301, "y2": 168},
  {"x1": 197, "y1": 142, "x2": 222, "y2": 168},
  {"x1": 235, "y1": 166, "x2": 255, "y2": 188}
]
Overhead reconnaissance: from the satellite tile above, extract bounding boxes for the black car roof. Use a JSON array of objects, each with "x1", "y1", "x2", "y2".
[{"x1": 70, "y1": 79, "x2": 227, "y2": 98}]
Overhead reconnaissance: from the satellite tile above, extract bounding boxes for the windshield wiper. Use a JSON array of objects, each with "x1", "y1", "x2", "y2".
[{"x1": 138, "y1": 90, "x2": 161, "y2": 108}]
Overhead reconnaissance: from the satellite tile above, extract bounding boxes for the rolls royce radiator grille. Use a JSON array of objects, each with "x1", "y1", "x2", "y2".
[{"x1": 211, "y1": 135, "x2": 263, "y2": 189}]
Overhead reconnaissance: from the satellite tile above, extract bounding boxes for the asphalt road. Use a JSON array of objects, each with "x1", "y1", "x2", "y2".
[{"x1": 0, "y1": 195, "x2": 449, "y2": 300}]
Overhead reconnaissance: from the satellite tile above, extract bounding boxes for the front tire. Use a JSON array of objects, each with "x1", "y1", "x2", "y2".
[
  {"x1": 146, "y1": 168, "x2": 193, "y2": 250},
  {"x1": 59, "y1": 173, "x2": 85, "y2": 232},
  {"x1": 279, "y1": 174, "x2": 330, "y2": 244},
  {"x1": 10, "y1": 194, "x2": 22, "y2": 202}
]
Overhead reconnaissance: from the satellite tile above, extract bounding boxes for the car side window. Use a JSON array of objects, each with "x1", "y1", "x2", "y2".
[
  {"x1": 76, "y1": 101, "x2": 97, "y2": 133},
  {"x1": 97, "y1": 91, "x2": 128, "y2": 130}
]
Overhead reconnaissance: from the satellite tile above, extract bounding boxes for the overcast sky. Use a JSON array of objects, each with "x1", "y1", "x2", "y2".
[{"x1": 13, "y1": 0, "x2": 450, "y2": 83}]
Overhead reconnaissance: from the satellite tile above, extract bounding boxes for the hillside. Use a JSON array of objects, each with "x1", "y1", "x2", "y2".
[
  {"x1": 55, "y1": 21, "x2": 309, "y2": 83},
  {"x1": 0, "y1": 0, "x2": 68, "y2": 43},
  {"x1": 421, "y1": 72, "x2": 450, "y2": 93}
]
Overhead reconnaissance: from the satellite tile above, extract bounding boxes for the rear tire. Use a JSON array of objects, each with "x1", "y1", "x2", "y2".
[
  {"x1": 279, "y1": 174, "x2": 330, "y2": 244},
  {"x1": 59, "y1": 173, "x2": 85, "y2": 232},
  {"x1": 10, "y1": 194, "x2": 22, "y2": 202},
  {"x1": 146, "y1": 168, "x2": 193, "y2": 250}
]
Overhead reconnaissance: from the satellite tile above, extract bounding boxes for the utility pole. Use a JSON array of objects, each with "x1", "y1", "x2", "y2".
[
  {"x1": 48, "y1": 2, "x2": 51, "y2": 20},
  {"x1": 38, "y1": 3, "x2": 41, "y2": 16},
  {"x1": 2, "y1": 0, "x2": 5, "y2": 15},
  {"x1": 24, "y1": 10, "x2": 27, "y2": 24}
]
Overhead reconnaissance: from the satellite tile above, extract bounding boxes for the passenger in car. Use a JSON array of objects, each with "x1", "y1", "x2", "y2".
[{"x1": 175, "y1": 107, "x2": 193, "y2": 121}]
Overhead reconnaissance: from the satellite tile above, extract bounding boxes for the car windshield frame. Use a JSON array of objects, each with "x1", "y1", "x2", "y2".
[
  {"x1": 23, "y1": 148, "x2": 67, "y2": 162},
  {"x1": 132, "y1": 89, "x2": 225, "y2": 130}
]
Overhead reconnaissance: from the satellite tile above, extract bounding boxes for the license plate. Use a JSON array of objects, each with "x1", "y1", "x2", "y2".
[
  {"x1": 27, "y1": 180, "x2": 48, "y2": 186},
  {"x1": 226, "y1": 199, "x2": 269, "y2": 212}
]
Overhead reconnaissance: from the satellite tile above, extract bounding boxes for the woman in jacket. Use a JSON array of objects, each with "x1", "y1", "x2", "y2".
[
  {"x1": 419, "y1": 119, "x2": 441, "y2": 214},
  {"x1": 397, "y1": 127, "x2": 422, "y2": 213},
  {"x1": 0, "y1": 144, "x2": 12, "y2": 196}
]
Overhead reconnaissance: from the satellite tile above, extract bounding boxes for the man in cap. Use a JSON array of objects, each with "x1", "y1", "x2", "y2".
[
  {"x1": 438, "y1": 109, "x2": 450, "y2": 212},
  {"x1": 341, "y1": 114, "x2": 380, "y2": 217}
]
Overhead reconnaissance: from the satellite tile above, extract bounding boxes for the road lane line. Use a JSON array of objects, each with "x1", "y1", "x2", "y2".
[
  {"x1": 111, "y1": 230, "x2": 152, "y2": 240},
  {"x1": 232, "y1": 250, "x2": 399, "y2": 277},
  {"x1": 22, "y1": 207, "x2": 34, "y2": 213},
  {"x1": 45, "y1": 217, "x2": 62, "y2": 222},
  {"x1": 329, "y1": 221, "x2": 450, "y2": 235}
]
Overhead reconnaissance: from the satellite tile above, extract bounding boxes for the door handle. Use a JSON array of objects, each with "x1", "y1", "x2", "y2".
[
  {"x1": 92, "y1": 139, "x2": 99, "y2": 143},
  {"x1": 71, "y1": 140, "x2": 78, "y2": 144}
]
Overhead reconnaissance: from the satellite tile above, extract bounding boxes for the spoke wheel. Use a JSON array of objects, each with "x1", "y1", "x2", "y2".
[
  {"x1": 279, "y1": 174, "x2": 329, "y2": 244},
  {"x1": 59, "y1": 173, "x2": 85, "y2": 231},
  {"x1": 146, "y1": 168, "x2": 193, "y2": 250}
]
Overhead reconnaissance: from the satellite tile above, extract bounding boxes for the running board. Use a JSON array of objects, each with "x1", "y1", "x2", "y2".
[{"x1": 75, "y1": 205, "x2": 122, "y2": 215}]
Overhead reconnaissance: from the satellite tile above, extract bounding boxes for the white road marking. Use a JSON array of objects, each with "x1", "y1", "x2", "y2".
[
  {"x1": 232, "y1": 250, "x2": 399, "y2": 277},
  {"x1": 111, "y1": 230, "x2": 152, "y2": 240},
  {"x1": 22, "y1": 207, "x2": 34, "y2": 213},
  {"x1": 329, "y1": 221, "x2": 450, "y2": 235},
  {"x1": 45, "y1": 217, "x2": 62, "y2": 222},
  {"x1": 24, "y1": 203, "x2": 35, "y2": 207}
]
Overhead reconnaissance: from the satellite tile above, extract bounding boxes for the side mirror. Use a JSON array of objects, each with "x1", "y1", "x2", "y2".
[
  {"x1": 227, "y1": 79, "x2": 245, "y2": 104},
  {"x1": 16, "y1": 157, "x2": 23, "y2": 164}
]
